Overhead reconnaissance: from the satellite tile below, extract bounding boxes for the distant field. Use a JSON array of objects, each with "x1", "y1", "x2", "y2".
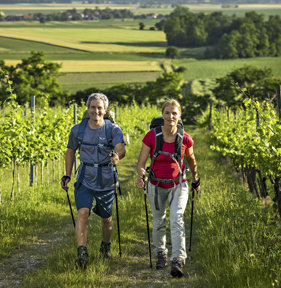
[
  {"x1": 58, "y1": 56, "x2": 281, "y2": 93},
  {"x1": 5, "y1": 59, "x2": 162, "y2": 73},
  {"x1": 178, "y1": 57, "x2": 281, "y2": 81},
  {"x1": 0, "y1": 17, "x2": 280, "y2": 93},
  {"x1": 0, "y1": 23, "x2": 166, "y2": 53},
  {"x1": 0, "y1": 3, "x2": 281, "y2": 18},
  {"x1": 59, "y1": 71, "x2": 162, "y2": 92}
]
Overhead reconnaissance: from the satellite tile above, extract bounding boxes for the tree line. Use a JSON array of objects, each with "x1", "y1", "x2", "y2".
[
  {"x1": 0, "y1": 8, "x2": 134, "y2": 23},
  {"x1": 159, "y1": 6, "x2": 281, "y2": 58},
  {"x1": 0, "y1": 52, "x2": 279, "y2": 125}
]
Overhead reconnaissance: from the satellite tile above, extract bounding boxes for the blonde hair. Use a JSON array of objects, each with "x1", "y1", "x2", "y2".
[{"x1": 161, "y1": 99, "x2": 182, "y2": 115}]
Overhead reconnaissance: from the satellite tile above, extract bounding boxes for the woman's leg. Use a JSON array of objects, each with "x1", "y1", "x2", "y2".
[
  {"x1": 147, "y1": 182, "x2": 169, "y2": 255},
  {"x1": 169, "y1": 181, "x2": 189, "y2": 263}
]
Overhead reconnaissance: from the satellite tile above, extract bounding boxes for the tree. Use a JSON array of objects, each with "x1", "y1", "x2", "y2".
[
  {"x1": 165, "y1": 46, "x2": 179, "y2": 59},
  {"x1": 217, "y1": 31, "x2": 240, "y2": 59},
  {"x1": 0, "y1": 51, "x2": 68, "y2": 107},
  {"x1": 139, "y1": 22, "x2": 145, "y2": 30},
  {"x1": 139, "y1": 71, "x2": 184, "y2": 105},
  {"x1": 266, "y1": 15, "x2": 281, "y2": 56},
  {"x1": 212, "y1": 66, "x2": 279, "y2": 107},
  {"x1": 181, "y1": 79, "x2": 215, "y2": 124}
]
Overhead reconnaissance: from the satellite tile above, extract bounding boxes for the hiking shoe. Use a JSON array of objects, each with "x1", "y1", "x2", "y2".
[
  {"x1": 155, "y1": 251, "x2": 168, "y2": 270},
  {"x1": 171, "y1": 257, "x2": 184, "y2": 278},
  {"x1": 100, "y1": 241, "x2": 111, "y2": 261},
  {"x1": 75, "y1": 245, "x2": 88, "y2": 269}
]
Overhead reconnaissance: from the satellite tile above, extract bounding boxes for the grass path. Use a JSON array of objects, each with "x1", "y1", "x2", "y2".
[
  {"x1": 0, "y1": 224, "x2": 73, "y2": 288},
  {"x1": 1, "y1": 126, "x2": 279, "y2": 287}
]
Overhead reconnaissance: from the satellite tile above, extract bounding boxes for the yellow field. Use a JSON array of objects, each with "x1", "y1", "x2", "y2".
[
  {"x1": 0, "y1": 27, "x2": 166, "y2": 53},
  {"x1": 5, "y1": 59, "x2": 162, "y2": 72}
]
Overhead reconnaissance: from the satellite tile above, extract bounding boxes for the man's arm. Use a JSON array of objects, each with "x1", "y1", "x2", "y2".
[
  {"x1": 110, "y1": 142, "x2": 126, "y2": 165},
  {"x1": 61, "y1": 148, "x2": 76, "y2": 191},
  {"x1": 65, "y1": 148, "x2": 76, "y2": 177}
]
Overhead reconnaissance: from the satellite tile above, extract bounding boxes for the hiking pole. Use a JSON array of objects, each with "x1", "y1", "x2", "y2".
[
  {"x1": 62, "y1": 176, "x2": 76, "y2": 228},
  {"x1": 66, "y1": 189, "x2": 76, "y2": 228},
  {"x1": 143, "y1": 176, "x2": 153, "y2": 268},
  {"x1": 189, "y1": 178, "x2": 200, "y2": 251},
  {"x1": 188, "y1": 187, "x2": 195, "y2": 252},
  {"x1": 113, "y1": 164, "x2": 122, "y2": 257}
]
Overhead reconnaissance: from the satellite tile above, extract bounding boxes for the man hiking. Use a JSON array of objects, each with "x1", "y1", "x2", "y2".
[{"x1": 61, "y1": 93, "x2": 126, "y2": 268}]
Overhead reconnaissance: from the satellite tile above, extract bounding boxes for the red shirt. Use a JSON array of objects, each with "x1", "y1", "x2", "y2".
[{"x1": 143, "y1": 129, "x2": 194, "y2": 188}]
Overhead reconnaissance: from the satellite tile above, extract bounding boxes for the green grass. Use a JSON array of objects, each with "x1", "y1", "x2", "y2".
[
  {"x1": 10, "y1": 126, "x2": 280, "y2": 287},
  {"x1": 177, "y1": 56, "x2": 281, "y2": 81},
  {"x1": 0, "y1": 159, "x2": 71, "y2": 258},
  {"x1": 191, "y1": 127, "x2": 281, "y2": 288},
  {"x1": 1, "y1": 121, "x2": 281, "y2": 287}
]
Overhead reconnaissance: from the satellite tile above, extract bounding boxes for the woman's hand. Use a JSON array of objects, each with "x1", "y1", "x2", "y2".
[
  {"x1": 136, "y1": 168, "x2": 147, "y2": 188},
  {"x1": 136, "y1": 175, "x2": 148, "y2": 188}
]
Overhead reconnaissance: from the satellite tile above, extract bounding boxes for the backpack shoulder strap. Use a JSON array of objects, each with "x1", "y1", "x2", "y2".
[
  {"x1": 77, "y1": 118, "x2": 88, "y2": 150},
  {"x1": 153, "y1": 126, "x2": 163, "y2": 157},
  {"x1": 104, "y1": 119, "x2": 113, "y2": 148},
  {"x1": 175, "y1": 125, "x2": 184, "y2": 163}
]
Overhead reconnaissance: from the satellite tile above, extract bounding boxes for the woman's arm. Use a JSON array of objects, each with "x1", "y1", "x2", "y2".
[
  {"x1": 136, "y1": 143, "x2": 151, "y2": 188},
  {"x1": 186, "y1": 146, "x2": 200, "y2": 192}
]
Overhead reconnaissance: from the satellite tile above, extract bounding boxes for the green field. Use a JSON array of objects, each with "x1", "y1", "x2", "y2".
[{"x1": 0, "y1": 6, "x2": 280, "y2": 94}]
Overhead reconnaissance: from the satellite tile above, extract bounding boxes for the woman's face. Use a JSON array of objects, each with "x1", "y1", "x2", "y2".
[{"x1": 162, "y1": 104, "x2": 181, "y2": 127}]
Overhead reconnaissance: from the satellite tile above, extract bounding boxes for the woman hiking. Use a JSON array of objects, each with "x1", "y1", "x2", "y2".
[{"x1": 136, "y1": 99, "x2": 200, "y2": 278}]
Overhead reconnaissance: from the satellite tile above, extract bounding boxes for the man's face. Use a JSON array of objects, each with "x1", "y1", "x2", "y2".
[{"x1": 88, "y1": 99, "x2": 107, "y2": 122}]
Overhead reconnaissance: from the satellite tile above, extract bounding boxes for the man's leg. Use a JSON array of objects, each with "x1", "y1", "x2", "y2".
[
  {"x1": 75, "y1": 207, "x2": 90, "y2": 268},
  {"x1": 76, "y1": 207, "x2": 90, "y2": 246},
  {"x1": 100, "y1": 216, "x2": 113, "y2": 260},
  {"x1": 102, "y1": 216, "x2": 113, "y2": 243}
]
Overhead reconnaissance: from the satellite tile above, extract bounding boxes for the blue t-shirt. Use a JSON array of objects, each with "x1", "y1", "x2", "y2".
[{"x1": 67, "y1": 120, "x2": 125, "y2": 191}]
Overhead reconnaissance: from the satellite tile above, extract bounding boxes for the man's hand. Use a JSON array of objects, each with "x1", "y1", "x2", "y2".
[
  {"x1": 109, "y1": 151, "x2": 119, "y2": 166},
  {"x1": 61, "y1": 176, "x2": 71, "y2": 191}
]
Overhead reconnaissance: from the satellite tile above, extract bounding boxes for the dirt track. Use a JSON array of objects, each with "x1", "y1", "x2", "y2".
[{"x1": 0, "y1": 225, "x2": 72, "y2": 288}]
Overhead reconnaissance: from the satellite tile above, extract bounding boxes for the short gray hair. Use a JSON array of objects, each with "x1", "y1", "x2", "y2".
[{"x1": 86, "y1": 93, "x2": 109, "y2": 109}]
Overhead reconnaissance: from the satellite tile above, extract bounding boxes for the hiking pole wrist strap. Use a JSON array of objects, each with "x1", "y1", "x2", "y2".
[
  {"x1": 192, "y1": 178, "x2": 200, "y2": 189},
  {"x1": 61, "y1": 175, "x2": 71, "y2": 182}
]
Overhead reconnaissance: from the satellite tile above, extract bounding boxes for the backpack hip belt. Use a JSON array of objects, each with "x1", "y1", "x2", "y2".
[
  {"x1": 149, "y1": 170, "x2": 186, "y2": 210},
  {"x1": 76, "y1": 161, "x2": 112, "y2": 189}
]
